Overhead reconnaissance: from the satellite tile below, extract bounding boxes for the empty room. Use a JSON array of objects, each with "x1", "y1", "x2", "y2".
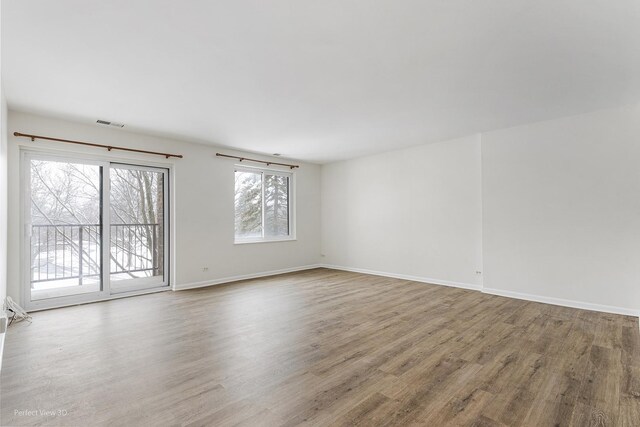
[{"x1": 0, "y1": 1, "x2": 639, "y2": 426}]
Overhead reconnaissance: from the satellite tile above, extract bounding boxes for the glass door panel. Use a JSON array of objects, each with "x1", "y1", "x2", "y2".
[
  {"x1": 109, "y1": 164, "x2": 168, "y2": 292},
  {"x1": 29, "y1": 158, "x2": 103, "y2": 301}
]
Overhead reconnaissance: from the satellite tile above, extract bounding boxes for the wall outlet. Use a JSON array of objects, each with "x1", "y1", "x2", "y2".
[
  {"x1": 476, "y1": 271, "x2": 482, "y2": 275},
  {"x1": 202, "y1": 267, "x2": 209, "y2": 272}
]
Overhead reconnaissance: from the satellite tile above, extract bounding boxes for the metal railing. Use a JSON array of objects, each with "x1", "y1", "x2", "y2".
[
  {"x1": 30, "y1": 223, "x2": 161, "y2": 287},
  {"x1": 110, "y1": 223, "x2": 160, "y2": 276}
]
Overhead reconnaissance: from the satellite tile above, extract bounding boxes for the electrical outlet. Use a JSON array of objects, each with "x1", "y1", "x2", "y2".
[
  {"x1": 476, "y1": 271, "x2": 482, "y2": 275},
  {"x1": 202, "y1": 267, "x2": 209, "y2": 272}
]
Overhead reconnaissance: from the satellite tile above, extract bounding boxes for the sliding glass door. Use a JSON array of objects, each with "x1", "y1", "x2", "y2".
[
  {"x1": 24, "y1": 153, "x2": 169, "y2": 309},
  {"x1": 109, "y1": 164, "x2": 168, "y2": 293},
  {"x1": 28, "y1": 157, "x2": 105, "y2": 301}
]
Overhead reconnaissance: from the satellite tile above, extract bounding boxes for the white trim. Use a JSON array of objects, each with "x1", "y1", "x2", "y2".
[
  {"x1": 174, "y1": 264, "x2": 322, "y2": 291},
  {"x1": 319, "y1": 264, "x2": 639, "y2": 317},
  {"x1": 233, "y1": 165, "x2": 296, "y2": 244},
  {"x1": 318, "y1": 264, "x2": 482, "y2": 291},
  {"x1": 482, "y1": 287, "x2": 640, "y2": 317},
  {"x1": 21, "y1": 151, "x2": 111, "y2": 310},
  {"x1": 233, "y1": 163, "x2": 293, "y2": 174},
  {"x1": 25, "y1": 286, "x2": 171, "y2": 312},
  {"x1": 108, "y1": 163, "x2": 170, "y2": 294},
  {"x1": 234, "y1": 237, "x2": 297, "y2": 245},
  {"x1": 15, "y1": 142, "x2": 177, "y2": 170},
  {"x1": 103, "y1": 158, "x2": 112, "y2": 297}
]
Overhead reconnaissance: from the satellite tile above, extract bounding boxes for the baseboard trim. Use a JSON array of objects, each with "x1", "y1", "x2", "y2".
[
  {"x1": 482, "y1": 287, "x2": 640, "y2": 317},
  {"x1": 176, "y1": 263, "x2": 638, "y2": 318},
  {"x1": 318, "y1": 264, "x2": 638, "y2": 317},
  {"x1": 318, "y1": 264, "x2": 482, "y2": 291},
  {"x1": 174, "y1": 264, "x2": 323, "y2": 291}
]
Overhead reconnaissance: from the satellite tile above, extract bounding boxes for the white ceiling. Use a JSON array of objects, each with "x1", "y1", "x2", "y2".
[{"x1": 3, "y1": 1, "x2": 640, "y2": 163}]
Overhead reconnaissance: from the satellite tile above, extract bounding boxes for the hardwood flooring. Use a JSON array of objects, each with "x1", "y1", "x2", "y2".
[{"x1": 1, "y1": 268, "x2": 639, "y2": 426}]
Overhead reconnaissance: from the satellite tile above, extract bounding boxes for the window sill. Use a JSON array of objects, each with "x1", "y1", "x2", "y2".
[{"x1": 234, "y1": 237, "x2": 297, "y2": 245}]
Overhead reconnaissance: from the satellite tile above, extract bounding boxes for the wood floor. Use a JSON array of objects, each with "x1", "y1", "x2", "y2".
[{"x1": 1, "y1": 268, "x2": 639, "y2": 426}]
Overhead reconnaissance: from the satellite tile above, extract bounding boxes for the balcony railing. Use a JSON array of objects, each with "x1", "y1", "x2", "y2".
[{"x1": 30, "y1": 223, "x2": 161, "y2": 287}]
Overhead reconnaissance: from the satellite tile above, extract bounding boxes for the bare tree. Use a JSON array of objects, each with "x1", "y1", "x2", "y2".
[{"x1": 29, "y1": 160, "x2": 165, "y2": 287}]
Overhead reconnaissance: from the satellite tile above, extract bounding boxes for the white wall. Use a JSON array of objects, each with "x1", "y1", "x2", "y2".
[
  {"x1": 321, "y1": 135, "x2": 483, "y2": 289},
  {"x1": 7, "y1": 105, "x2": 640, "y2": 316},
  {"x1": 0, "y1": 2, "x2": 7, "y2": 303},
  {"x1": 0, "y1": 89, "x2": 7, "y2": 302},
  {"x1": 482, "y1": 104, "x2": 640, "y2": 315},
  {"x1": 321, "y1": 104, "x2": 640, "y2": 316},
  {"x1": 6, "y1": 111, "x2": 321, "y2": 304}
]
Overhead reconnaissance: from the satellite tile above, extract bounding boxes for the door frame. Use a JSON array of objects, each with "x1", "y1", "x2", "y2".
[{"x1": 21, "y1": 148, "x2": 174, "y2": 311}]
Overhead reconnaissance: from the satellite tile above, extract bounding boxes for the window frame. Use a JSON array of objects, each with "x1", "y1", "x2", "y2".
[{"x1": 234, "y1": 165, "x2": 296, "y2": 244}]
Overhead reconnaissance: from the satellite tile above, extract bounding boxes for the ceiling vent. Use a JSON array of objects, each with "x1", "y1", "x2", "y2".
[{"x1": 96, "y1": 119, "x2": 124, "y2": 128}]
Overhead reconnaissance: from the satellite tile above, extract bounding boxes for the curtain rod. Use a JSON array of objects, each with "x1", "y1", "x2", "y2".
[
  {"x1": 13, "y1": 132, "x2": 184, "y2": 159},
  {"x1": 216, "y1": 152, "x2": 299, "y2": 169}
]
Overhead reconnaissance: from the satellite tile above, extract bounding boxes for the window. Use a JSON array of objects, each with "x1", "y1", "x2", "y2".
[{"x1": 235, "y1": 167, "x2": 293, "y2": 242}]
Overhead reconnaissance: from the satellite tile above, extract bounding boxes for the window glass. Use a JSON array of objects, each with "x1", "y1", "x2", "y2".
[{"x1": 234, "y1": 168, "x2": 292, "y2": 242}]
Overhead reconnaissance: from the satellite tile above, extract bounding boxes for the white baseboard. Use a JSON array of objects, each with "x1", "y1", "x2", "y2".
[
  {"x1": 175, "y1": 263, "x2": 638, "y2": 318},
  {"x1": 482, "y1": 287, "x2": 640, "y2": 317},
  {"x1": 174, "y1": 264, "x2": 323, "y2": 291},
  {"x1": 318, "y1": 264, "x2": 482, "y2": 291},
  {"x1": 318, "y1": 264, "x2": 638, "y2": 317}
]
